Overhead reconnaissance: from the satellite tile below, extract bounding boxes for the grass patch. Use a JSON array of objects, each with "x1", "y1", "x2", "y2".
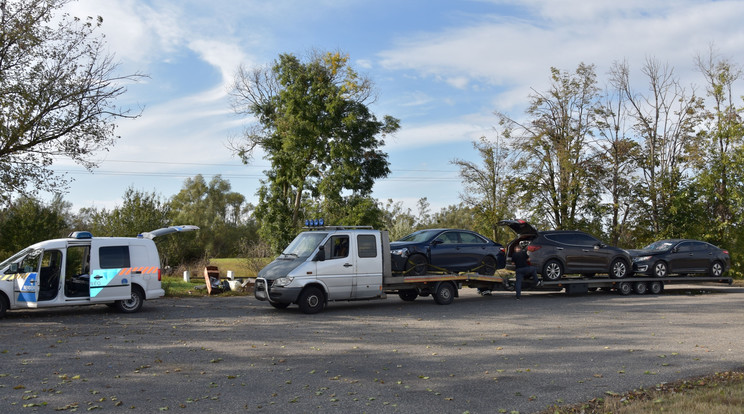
[
  {"x1": 542, "y1": 370, "x2": 744, "y2": 414},
  {"x1": 162, "y1": 257, "x2": 272, "y2": 297}
]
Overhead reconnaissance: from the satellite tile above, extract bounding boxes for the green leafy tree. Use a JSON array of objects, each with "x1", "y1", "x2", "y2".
[
  {"x1": 0, "y1": 195, "x2": 70, "y2": 257},
  {"x1": 499, "y1": 63, "x2": 601, "y2": 230},
  {"x1": 84, "y1": 187, "x2": 170, "y2": 238},
  {"x1": 230, "y1": 51, "x2": 399, "y2": 252},
  {"x1": 452, "y1": 134, "x2": 516, "y2": 240},
  {"x1": 379, "y1": 199, "x2": 416, "y2": 241},
  {"x1": 692, "y1": 49, "x2": 744, "y2": 245},
  {"x1": 0, "y1": 0, "x2": 145, "y2": 203},
  {"x1": 168, "y1": 174, "x2": 254, "y2": 259}
]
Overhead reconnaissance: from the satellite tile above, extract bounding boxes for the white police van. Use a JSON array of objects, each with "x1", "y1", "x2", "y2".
[{"x1": 0, "y1": 225, "x2": 198, "y2": 317}]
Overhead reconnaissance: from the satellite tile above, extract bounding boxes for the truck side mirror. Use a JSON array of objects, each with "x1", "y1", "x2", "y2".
[{"x1": 314, "y1": 246, "x2": 325, "y2": 262}]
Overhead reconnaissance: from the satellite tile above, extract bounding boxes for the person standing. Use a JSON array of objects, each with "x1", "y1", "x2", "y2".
[{"x1": 511, "y1": 241, "x2": 540, "y2": 299}]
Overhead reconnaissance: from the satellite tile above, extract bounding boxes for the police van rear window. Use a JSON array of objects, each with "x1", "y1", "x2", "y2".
[{"x1": 100, "y1": 246, "x2": 131, "y2": 269}]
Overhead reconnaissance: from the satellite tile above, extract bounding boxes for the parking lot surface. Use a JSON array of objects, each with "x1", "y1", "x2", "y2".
[{"x1": 1, "y1": 284, "x2": 743, "y2": 413}]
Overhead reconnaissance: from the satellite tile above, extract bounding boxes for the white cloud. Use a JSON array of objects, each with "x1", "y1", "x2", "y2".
[
  {"x1": 378, "y1": 1, "x2": 744, "y2": 102},
  {"x1": 387, "y1": 122, "x2": 493, "y2": 150}
]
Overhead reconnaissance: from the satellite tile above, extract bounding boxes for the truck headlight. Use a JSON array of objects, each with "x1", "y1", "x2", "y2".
[
  {"x1": 391, "y1": 248, "x2": 409, "y2": 257},
  {"x1": 274, "y1": 276, "x2": 294, "y2": 287}
]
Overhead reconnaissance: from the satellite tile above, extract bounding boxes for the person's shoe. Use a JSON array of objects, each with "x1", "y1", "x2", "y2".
[
  {"x1": 480, "y1": 290, "x2": 491, "y2": 296},
  {"x1": 515, "y1": 296, "x2": 521, "y2": 300}
]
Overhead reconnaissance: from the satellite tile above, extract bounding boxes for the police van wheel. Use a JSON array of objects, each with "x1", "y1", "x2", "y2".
[
  {"x1": 0, "y1": 294, "x2": 8, "y2": 318},
  {"x1": 298, "y1": 287, "x2": 325, "y2": 314},
  {"x1": 115, "y1": 286, "x2": 145, "y2": 313}
]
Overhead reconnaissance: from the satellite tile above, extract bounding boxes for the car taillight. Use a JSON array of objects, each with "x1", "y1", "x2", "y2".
[
  {"x1": 723, "y1": 250, "x2": 729, "y2": 255},
  {"x1": 500, "y1": 247, "x2": 505, "y2": 253},
  {"x1": 527, "y1": 245, "x2": 541, "y2": 252}
]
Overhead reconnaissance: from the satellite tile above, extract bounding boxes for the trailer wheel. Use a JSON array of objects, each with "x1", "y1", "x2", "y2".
[
  {"x1": 298, "y1": 286, "x2": 325, "y2": 314},
  {"x1": 653, "y1": 261, "x2": 668, "y2": 278},
  {"x1": 709, "y1": 261, "x2": 724, "y2": 277},
  {"x1": 433, "y1": 282, "x2": 455, "y2": 305},
  {"x1": 542, "y1": 260, "x2": 563, "y2": 281},
  {"x1": 617, "y1": 282, "x2": 632, "y2": 295},
  {"x1": 609, "y1": 259, "x2": 629, "y2": 279},
  {"x1": 633, "y1": 281, "x2": 648, "y2": 295},
  {"x1": 649, "y1": 281, "x2": 663, "y2": 294},
  {"x1": 398, "y1": 289, "x2": 418, "y2": 302},
  {"x1": 270, "y1": 301, "x2": 291, "y2": 309},
  {"x1": 405, "y1": 254, "x2": 428, "y2": 276}
]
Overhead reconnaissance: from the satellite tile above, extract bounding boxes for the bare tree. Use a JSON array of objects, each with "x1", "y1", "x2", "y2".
[
  {"x1": 610, "y1": 58, "x2": 703, "y2": 235},
  {"x1": 0, "y1": 0, "x2": 144, "y2": 203}
]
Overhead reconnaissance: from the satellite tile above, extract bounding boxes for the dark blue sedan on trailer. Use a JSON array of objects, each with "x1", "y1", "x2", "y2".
[
  {"x1": 390, "y1": 229, "x2": 506, "y2": 276},
  {"x1": 630, "y1": 239, "x2": 730, "y2": 278}
]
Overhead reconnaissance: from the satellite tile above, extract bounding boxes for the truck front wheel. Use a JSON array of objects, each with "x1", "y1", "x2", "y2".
[
  {"x1": 298, "y1": 287, "x2": 325, "y2": 314},
  {"x1": 433, "y1": 282, "x2": 455, "y2": 305}
]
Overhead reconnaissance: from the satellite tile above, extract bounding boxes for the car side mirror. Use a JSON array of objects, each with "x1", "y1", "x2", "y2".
[
  {"x1": 314, "y1": 246, "x2": 325, "y2": 262},
  {"x1": 431, "y1": 240, "x2": 443, "y2": 246}
]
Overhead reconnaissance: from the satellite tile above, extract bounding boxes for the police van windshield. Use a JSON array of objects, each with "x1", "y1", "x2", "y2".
[
  {"x1": 281, "y1": 232, "x2": 328, "y2": 258},
  {"x1": 0, "y1": 248, "x2": 31, "y2": 273}
]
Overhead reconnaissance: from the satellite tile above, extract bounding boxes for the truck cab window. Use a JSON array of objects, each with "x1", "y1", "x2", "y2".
[{"x1": 326, "y1": 236, "x2": 349, "y2": 259}]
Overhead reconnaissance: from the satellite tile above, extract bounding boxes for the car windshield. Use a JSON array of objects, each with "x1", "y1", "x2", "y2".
[
  {"x1": 397, "y1": 230, "x2": 442, "y2": 243},
  {"x1": 0, "y1": 248, "x2": 31, "y2": 273},
  {"x1": 644, "y1": 241, "x2": 675, "y2": 251},
  {"x1": 281, "y1": 232, "x2": 328, "y2": 258}
]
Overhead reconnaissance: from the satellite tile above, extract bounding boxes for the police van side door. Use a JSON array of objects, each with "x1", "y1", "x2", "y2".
[
  {"x1": 89, "y1": 242, "x2": 132, "y2": 303},
  {"x1": 12, "y1": 249, "x2": 42, "y2": 309}
]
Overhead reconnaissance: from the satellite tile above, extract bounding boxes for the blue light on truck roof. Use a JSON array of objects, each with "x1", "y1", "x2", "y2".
[
  {"x1": 68, "y1": 231, "x2": 93, "y2": 239},
  {"x1": 305, "y1": 218, "x2": 325, "y2": 227}
]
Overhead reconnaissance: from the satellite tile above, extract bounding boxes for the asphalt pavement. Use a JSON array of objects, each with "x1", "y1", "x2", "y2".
[{"x1": 1, "y1": 283, "x2": 743, "y2": 413}]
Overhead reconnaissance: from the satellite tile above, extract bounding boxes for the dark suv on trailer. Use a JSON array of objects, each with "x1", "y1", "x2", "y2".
[{"x1": 498, "y1": 219, "x2": 632, "y2": 281}]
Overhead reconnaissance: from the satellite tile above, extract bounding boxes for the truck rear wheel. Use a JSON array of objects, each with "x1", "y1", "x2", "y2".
[
  {"x1": 633, "y1": 281, "x2": 648, "y2": 294},
  {"x1": 298, "y1": 286, "x2": 325, "y2": 314},
  {"x1": 433, "y1": 282, "x2": 455, "y2": 305},
  {"x1": 649, "y1": 281, "x2": 663, "y2": 294},
  {"x1": 398, "y1": 289, "x2": 418, "y2": 301}
]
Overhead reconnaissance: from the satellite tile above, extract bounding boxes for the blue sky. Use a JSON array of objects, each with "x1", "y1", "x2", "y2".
[{"x1": 52, "y1": 0, "x2": 744, "y2": 216}]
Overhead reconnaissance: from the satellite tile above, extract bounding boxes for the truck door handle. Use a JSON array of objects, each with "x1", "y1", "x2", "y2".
[
  {"x1": 556, "y1": 247, "x2": 564, "y2": 250},
  {"x1": 343, "y1": 263, "x2": 353, "y2": 268},
  {"x1": 93, "y1": 275, "x2": 103, "y2": 280}
]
